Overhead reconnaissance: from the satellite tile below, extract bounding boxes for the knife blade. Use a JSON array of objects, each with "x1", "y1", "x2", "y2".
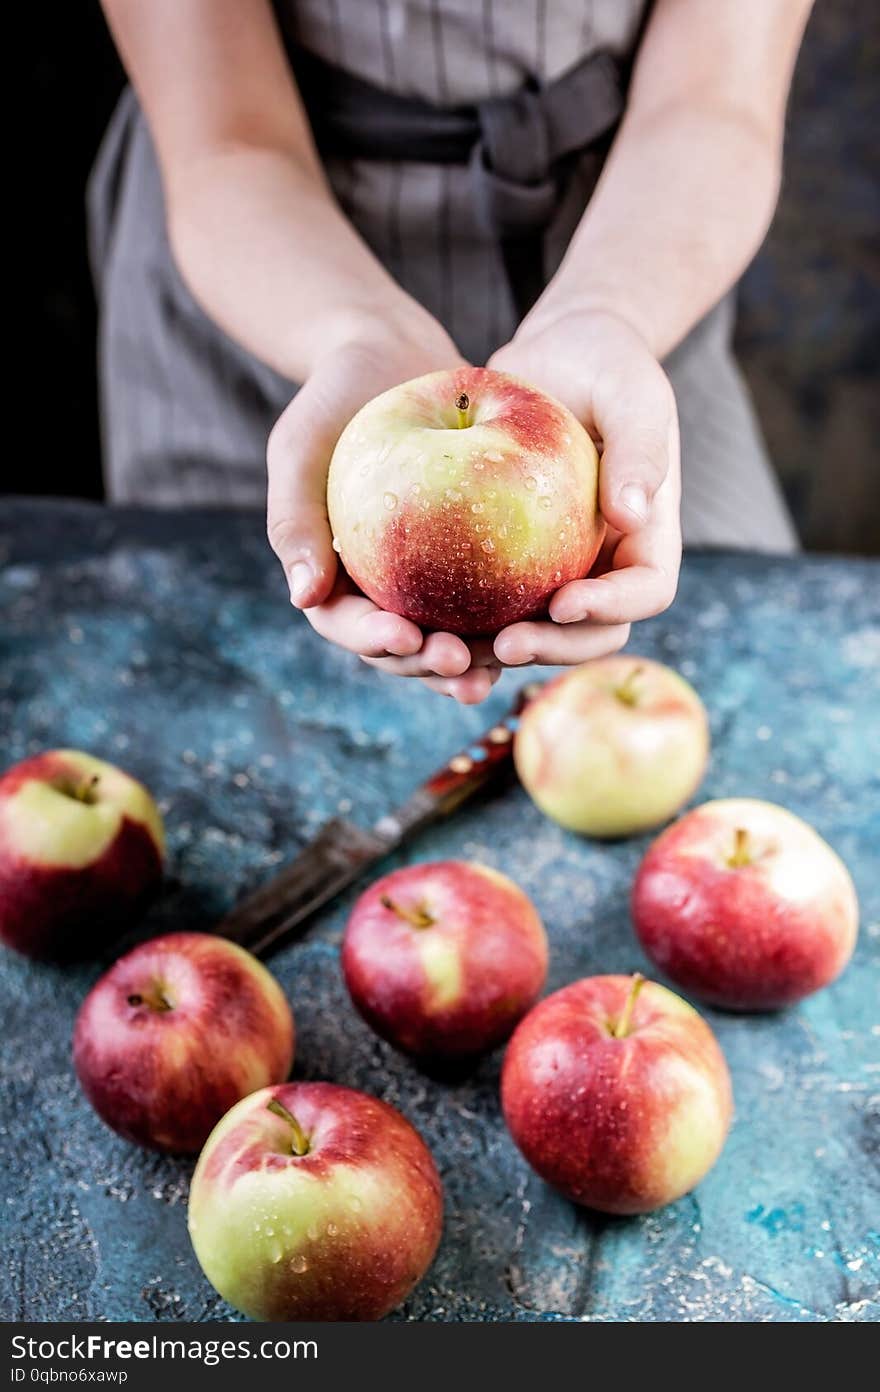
[{"x1": 215, "y1": 683, "x2": 540, "y2": 958}]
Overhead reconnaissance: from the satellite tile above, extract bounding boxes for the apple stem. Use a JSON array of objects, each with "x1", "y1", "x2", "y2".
[
  {"x1": 728, "y1": 827, "x2": 752, "y2": 868},
  {"x1": 266, "y1": 1098, "x2": 310, "y2": 1157},
  {"x1": 75, "y1": 774, "x2": 101, "y2": 804},
  {"x1": 380, "y1": 894, "x2": 434, "y2": 929},
  {"x1": 612, "y1": 973, "x2": 646, "y2": 1039},
  {"x1": 454, "y1": 392, "x2": 470, "y2": 429},
  {"x1": 127, "y1": 989, "x2": 172, "y2": 1012},
  {"x1": 614, "y1": 666, "x2": 644, "y2": 707}
]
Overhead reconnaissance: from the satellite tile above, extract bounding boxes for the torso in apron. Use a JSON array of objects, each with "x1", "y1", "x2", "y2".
[{"x1": 91, "y1": 0, "x2": 797, "y2": 552}]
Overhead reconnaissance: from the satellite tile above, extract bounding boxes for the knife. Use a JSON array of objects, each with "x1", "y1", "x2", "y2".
[{"x1": 216, "y1": 684, "x2": 540, "y2": 958}]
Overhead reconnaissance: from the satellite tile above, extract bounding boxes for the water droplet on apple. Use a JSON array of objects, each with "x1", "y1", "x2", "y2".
[
  {"x1": 471, "y1": 502, "x2": 484, "y2": 514},
  {"x1": 498, "y1": 525, "x2": 508, "y2": 538},
  {"x1": 525, "y1": 477, "x2": 537, "y2": 491},
  {"x1": 331, "y1": 537, "x2": 342, "y2": 553},
  {"x1": 383, "y1": 492, "x2": 398, "y2": 511},
  {"x1": 348, "y1": 1195, "x2": 363, "y2": 1212},
  {"x1": 473, "y1": 460, "x2": 485, "y2": 471},
  {"x1": 410, "y1": 483, "x2": 422, "y2": 496},
  {"x1": 307, "y1": 1224, "x2": 319, "y2": 1242},
  {"x1": 554, "y1": 570, "x2": 562, "y2": 583},
  {"x1": 327, "y1": 1222, "x2": 339, "y2": 1237},
  {"x1": 565, "y1": 514, "x2": 573, "y2": 526},
  {"x1": 539, "y1": 496, "x2": 552, "y2": 510},
  {"x1": 516, "y1": 583, "x2": 526, "y2": 594},
  {"x1": 480, "y1": 538, "x2": 495, "y2": 554},
  {"x1": 265, "y1": 1226, "x2": 275, "y2": 1237},
  {"x1": 478, "y1": 579, "x2": 488, "y2": 588},
  {"x1": 290, "y1": 1254, "x2": 309, "y2": 1274},
  {"x1": 269, "y1": 1245, "x2": 283, "y2": 1264}
]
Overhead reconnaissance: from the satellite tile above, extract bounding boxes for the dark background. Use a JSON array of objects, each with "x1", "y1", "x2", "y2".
[{"x1": 13, "y1": 1, "x2": 879, "y2": 553}]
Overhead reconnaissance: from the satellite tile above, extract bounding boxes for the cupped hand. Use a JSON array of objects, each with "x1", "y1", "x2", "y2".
[
  {"x1": 487, "y1": 308, "x2": 682, "y2": 667},
  {"x1": 267, "y1": 316, "x2": 503, "y2": 703}
]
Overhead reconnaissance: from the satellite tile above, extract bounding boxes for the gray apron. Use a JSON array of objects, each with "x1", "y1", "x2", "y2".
[{"x1": 89, "y1": 0, "x2": 798, "y2": 552}]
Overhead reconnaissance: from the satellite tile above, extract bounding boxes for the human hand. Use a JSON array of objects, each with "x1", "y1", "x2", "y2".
[
  {"x1": 487, "y1": 308, "x2": 682, "y2": 667},
  {"x1": 267, "y1": 314, "x2": 503, "y2": 703}
]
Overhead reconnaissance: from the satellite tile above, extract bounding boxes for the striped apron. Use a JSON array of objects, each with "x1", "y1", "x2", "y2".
[{"x1": 89, "y1": 0, "x2": 798, "y2": 552}]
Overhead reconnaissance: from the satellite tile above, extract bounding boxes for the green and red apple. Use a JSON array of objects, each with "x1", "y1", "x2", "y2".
[
  {"x1": 514, "y1": 656, "x2": 709, "y2": 837},
  {"x1": 501, "y1": 974, "x2": 732, "y2": 1215},
  {"x1": 327, "y1": 366, "x2": 604, "y2": 635},
  {"x1": 73, "y1": 932, "x2": 294, "y2": 1152},
  {"x1": 0, "y1": 750, "x2": 164, "y2": 958},
  {"x1": 188, "y1": 1082, "x2": 443, "y2": 1321},
  {"x1": 342, "y1": 860, "x2": 548, "y2": 1059},
  {"x1": 632, "y1": 798, "x2": 859, "y2": 1010}
]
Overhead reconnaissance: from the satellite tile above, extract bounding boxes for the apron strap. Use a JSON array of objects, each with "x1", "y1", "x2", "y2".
[{"x1": 290, "y1": 47, "x2": 626, "y2": 320}]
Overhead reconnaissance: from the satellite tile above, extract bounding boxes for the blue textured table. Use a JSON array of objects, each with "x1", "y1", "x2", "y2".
[{"x1": 1, "y1": 499, "x2": 878, "y2": 1323}]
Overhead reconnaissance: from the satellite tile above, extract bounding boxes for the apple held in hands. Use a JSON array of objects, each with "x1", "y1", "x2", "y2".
[
  {"x1": 342, "y1": 861, "x2": 548, "y2": 1059},
  {"x1": 0, "y1": 750, "x2": 164, "y2": 959},
  {"x1": 327, "y1": 367, "x2": 604, "y2": 636},
  {"x1": 514, "y1": 657, "x2": 709, "y2": 838},
  {"x1": 73, "y1": 932, "x2": 294, "y2": 1152},
  {"x1": 632, "y1": 798, "x2": 859, "y2": 1010},
  {"x1": 501, "y1": 974, "x2": 732, "y2": 1215},
  {"x1": 188, "y1": 1082, "x2": 443, "y2": 1321}
]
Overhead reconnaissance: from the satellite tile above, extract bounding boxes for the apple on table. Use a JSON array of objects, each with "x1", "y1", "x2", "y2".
[
  {"x1": 74, "y1": 932, "x2": 295, "y2": 1152},
  {"x1": 632, "y1": 798, "x2": 859, "y2": 1010},
  {"x1": 0, "y1": 750, "x2": 164, "y2": 959},
  {"x1": 501, "y1": 974, "x2": 732, "y2": 1215},
  {"x1": 188, "y1": 1082, "x2": 443, "y2": 1321},
  {"x1": 327, "y1": 366, "x2": 605, "y2": 636},
  {"x1": 514, "y1": 656, "x2": 709, "y2": 838},
  {"x1": 342, "y1": 860, "x2": 548, "y2": 1060}
]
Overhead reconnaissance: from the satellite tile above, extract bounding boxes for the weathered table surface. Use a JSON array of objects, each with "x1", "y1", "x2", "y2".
[{"x1": 1, "y1": 499, "x2": 877, "y2": 1324}]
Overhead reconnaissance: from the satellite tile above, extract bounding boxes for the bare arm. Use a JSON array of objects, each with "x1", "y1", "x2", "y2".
[
  {"x1": 101, "y1": 0, "x2": 500, "y2": 701},
  {"x1": 489, "y1": 0, "x2": 812, "y2": 667},
  {"x1": 100, "y1": 0, "x2": 440, "y2": 379},
  {"x1": 533, "y1": 0, "x2": 813, "y2": 359}
]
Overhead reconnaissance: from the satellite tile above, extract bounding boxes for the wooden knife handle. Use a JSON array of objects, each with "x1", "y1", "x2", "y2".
[{"x1": 378, "y1": 682, "x2": 543, "y2": 836}]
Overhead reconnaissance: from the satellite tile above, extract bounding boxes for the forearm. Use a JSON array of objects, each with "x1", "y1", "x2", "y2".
[
  {"x1": 522, "y1": 0, "x2": 811, "y2": 361},
  {"x1": 536, "y1": 96, "x2": 781, "y2": 359},
  {"x1": 167, "y1": 147, "x2": 443, "y2": 382}
]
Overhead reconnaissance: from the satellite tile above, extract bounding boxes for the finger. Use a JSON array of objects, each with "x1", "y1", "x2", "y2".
[
  {"x1": 551, "y1": 472, "x2": 681, "y2": 625},
  {"x1": 549, "y1": 566, "x2": 677, "y2": 625},
  {"x1": 267, "y1": 350, "x2": 391, "y2": 608},
  {"x1": 305, "y1": 578, "x2": 423, "y2": 658},
  {"x1": 421, "y1": 667, "x2": 501, "y2": 703},
  {"x1": 597, "y1": 375, "x2": 677, "y2": 534},
  {"x1": 361, "y1": 632, "x2": 473, "y2": 678},
  {"x1": 360, "y1": 636, "x2": 501, "y2": 679},
  {"x1": 494, "y1": 620, "x2": 631, "y2": 668}
]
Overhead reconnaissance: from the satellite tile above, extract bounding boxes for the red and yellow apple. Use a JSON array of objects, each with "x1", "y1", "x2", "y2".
[
  {"x1": 188, "y1": 1082, "x2": 443, "y2": 1321},
  {"x1": 0, "y1": 750, "x2": 165, "y2": 959},
  {"x1": 327, "y1": 367, "x2": 604, "y2": 635},
  {"x1": 501, "y1": 974, "x2": 732, "y2": 1215},
  {"x1": 341, "y1": 861, "x2": 548, "y2": 1059},
  {"x1": 514, "y1": 656, "x2": 709, "y2": 837},
  {"x1": 73, "y1": 932, "x2": 294, "y2": 1152},
  {"x1": 632, "y1": 798, "x2": 859, "y2": 1010}
]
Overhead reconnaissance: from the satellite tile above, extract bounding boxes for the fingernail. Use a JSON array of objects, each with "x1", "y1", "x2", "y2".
[
  {"x1": 619, "y1": 484, "x2": 649, "y2": 523},
  {"x1": 288, "y1": 562, "x2": 312, "y2": 606},
  {"x1": 554, "y1": 604, "x2": 587, "y2": 625}
]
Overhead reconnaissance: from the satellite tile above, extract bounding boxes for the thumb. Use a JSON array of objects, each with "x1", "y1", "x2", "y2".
[
  {"x1": 597, "y1": 377, "x2": 677, "y2": 535},
  {"x1": 266, "y1": 357, "x2": 364, "y2": 608}
]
